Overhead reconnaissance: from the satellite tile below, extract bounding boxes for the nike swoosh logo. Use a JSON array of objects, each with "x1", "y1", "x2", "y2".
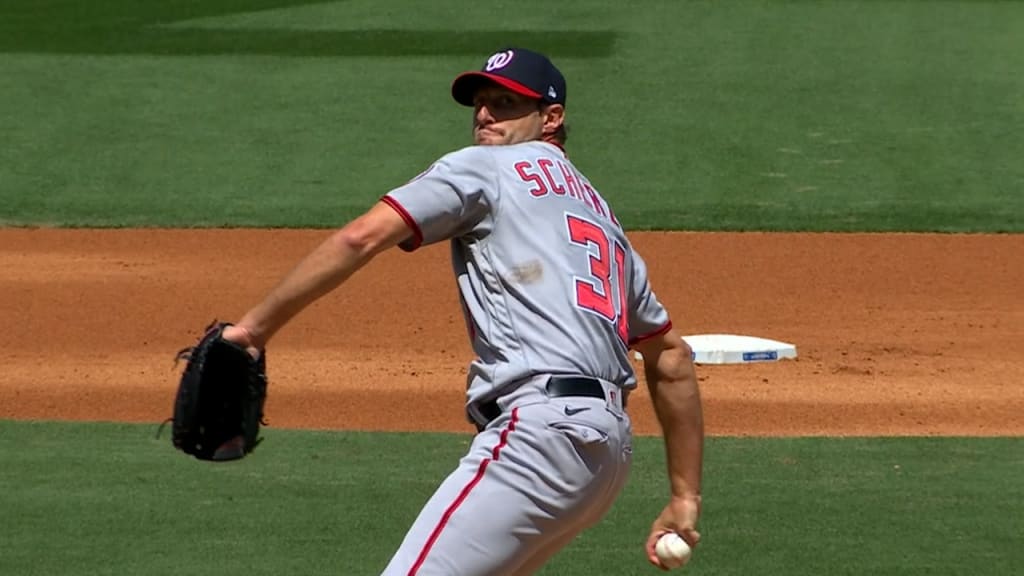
[{"x1": 564, "y1": 406, "x2": 591, "y2": 416}]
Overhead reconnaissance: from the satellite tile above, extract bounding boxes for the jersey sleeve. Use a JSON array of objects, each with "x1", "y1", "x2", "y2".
[
  {"x1": 626, "y1": 249, "x2": 672, "y2": 346},
  {"x1": 381, "y1": 146, "x2": 497, "y2": 252}
]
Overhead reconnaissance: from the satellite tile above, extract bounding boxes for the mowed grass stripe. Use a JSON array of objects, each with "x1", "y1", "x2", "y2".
[
  {"x1": 0, "y1": 420, "x2": 1021, "y2": 576},
  {"x1": 0, "y1": 28, "x2": 617, "y2": 58},
  {"x1": 0, "y1": 0, "x2": 616, "y2": 57},
  {"x1": 1, "y1": 0, "x2": 1022, "y2": 231}
]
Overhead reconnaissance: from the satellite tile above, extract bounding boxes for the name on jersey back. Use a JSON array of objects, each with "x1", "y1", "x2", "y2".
[{"x1": 513, "y1": 157, "x2": 620, "y2": 227}]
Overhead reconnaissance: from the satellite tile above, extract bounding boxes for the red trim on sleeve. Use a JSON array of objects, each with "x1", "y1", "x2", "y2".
[
  {"x1": 408, "y1": 408, "x2": 520, "y2": 575},
  {"x1": 629, "y1": 320, "x2": 673, "y2": 347},
  {"x1": 380, "y1": 195, "x2": 423, "y2": 252}
]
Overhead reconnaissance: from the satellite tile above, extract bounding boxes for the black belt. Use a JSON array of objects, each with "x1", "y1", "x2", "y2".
[{"x1": 476, "y1": 376, "x2": 606, "y2": 430}]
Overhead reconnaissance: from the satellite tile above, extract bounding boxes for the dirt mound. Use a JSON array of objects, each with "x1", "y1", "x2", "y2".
[{"x1": 2, "y1": 229, "x2": 1021, "y2": 436}]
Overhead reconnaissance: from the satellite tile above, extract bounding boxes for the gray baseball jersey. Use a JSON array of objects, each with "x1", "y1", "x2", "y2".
[
  {"x1": 382, "y1": 141, "x2": 672, "y2": 406},
  {"x1": 378, "y1": 141, "x2": 672, "y2": 575}
]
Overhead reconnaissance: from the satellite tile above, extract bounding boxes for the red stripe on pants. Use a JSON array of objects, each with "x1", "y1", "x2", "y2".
[{"x1": 408, "y1": 408, "x2": 519, "y2": 575}]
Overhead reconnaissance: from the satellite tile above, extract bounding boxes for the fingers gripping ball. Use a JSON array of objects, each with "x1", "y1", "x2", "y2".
[{"x1": 655, "y1": 532, "x2": 692, "y2": 569}]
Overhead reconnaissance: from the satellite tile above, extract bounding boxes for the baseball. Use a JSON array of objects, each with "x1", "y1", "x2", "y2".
[{"x1": 655, "y1": 532, "x2": 692, "y2": 569}]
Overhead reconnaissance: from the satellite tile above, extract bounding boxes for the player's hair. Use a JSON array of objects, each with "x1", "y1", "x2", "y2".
[{"x1": 553, "y1": 123, "x2": 569, "y2": 145}]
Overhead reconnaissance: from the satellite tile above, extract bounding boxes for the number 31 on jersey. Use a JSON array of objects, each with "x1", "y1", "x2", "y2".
[{"x1": 565, "y1": 213, "x2": 629, "y2": 344}]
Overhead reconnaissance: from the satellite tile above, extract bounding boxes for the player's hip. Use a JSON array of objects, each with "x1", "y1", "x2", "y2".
[
  {"x1": 464, "y1": 385, "x2": 633, "y2": 501},
  {"x1": 469, "y1": 373, "x2": 631, "y2": 434}
]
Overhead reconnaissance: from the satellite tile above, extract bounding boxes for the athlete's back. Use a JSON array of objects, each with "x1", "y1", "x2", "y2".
[{"x1": 384, "y1": 140, "x2": 672, "y2": 404}]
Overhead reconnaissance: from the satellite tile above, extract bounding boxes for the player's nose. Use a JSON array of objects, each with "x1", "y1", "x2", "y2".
[{"x1": 475, "y1": 103, "x2": 495, "y2": 124}]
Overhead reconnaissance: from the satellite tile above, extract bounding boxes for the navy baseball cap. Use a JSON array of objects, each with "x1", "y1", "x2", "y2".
[{"x1": 451, "y1": 47, "x2": 567, "y2": 107}]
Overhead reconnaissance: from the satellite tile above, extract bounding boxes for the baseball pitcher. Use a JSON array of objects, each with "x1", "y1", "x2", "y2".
[{"x1": 221, "y1": 47, "x2": 704, "y2": 575}]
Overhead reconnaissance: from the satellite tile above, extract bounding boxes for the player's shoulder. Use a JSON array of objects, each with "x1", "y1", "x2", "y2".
[
  {"x1": 409, "y1": 145, "x2": 497, "y2": 186},
  {"x1": 439, "y1": 141, "x2": 555, "y2": 164},
  {"x1": 436, "y1": 144, "x2": 497, "y2": 168}
]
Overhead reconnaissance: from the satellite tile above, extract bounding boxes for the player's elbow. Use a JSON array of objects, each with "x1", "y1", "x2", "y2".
[
  {"x1": 643, "y1": 330, "x2": 699, "y2": 393},
  {"x1": 675, "y1": 337, "x2": 694, "y2": 361},
  {"x1": 651, "y1": 354, "x2": 701, "y2": 414},
  {"x1": 334, "y1": 222, "x2": 379, "y2": 256},
  {"x1": 638, "y1": 328, "x2": 692, "y2": 367},
  {"x1": 333, "y1": 204, "x2": 412, "y2": 257}
]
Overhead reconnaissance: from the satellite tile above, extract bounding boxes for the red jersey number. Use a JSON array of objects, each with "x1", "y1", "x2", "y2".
[{"x1": 566, "y1": 214, "x2": 629, "y2": 343}]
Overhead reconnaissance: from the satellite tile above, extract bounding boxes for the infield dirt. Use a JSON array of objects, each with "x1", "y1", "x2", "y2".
[{"x1": 2, "y1": 230, "x2": 1021, "y2": 436}]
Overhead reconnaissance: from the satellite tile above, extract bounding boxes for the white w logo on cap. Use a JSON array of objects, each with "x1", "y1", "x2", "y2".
[{"x1": 485, "y1": 50, "x2": 515, "y2": 71}]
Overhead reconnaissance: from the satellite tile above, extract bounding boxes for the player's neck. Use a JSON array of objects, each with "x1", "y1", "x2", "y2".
[{"x1": 540, "y1": 135, "x2": 566, "y2": 154}]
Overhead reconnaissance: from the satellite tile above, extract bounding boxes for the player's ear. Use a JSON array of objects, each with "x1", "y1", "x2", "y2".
[{"x1": 541, "y1": 104, "x2": 565, "y2": 137}]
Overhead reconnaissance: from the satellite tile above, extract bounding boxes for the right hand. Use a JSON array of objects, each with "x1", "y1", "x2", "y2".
[{"x1": 645, "y1": 495, "x2": 701, "y2": 569}]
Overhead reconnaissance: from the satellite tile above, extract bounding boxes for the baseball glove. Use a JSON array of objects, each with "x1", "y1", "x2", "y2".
[{"x1": 166, "y1": 321, "x2": 268, "y2": 461}]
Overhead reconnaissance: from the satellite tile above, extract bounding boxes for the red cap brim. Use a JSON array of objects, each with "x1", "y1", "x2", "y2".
[{"x1": 451, "y1": 72, "x2": 542, "y2": 106}]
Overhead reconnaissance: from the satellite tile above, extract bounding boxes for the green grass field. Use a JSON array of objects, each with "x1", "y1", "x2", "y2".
[
  {"x1": 2, "y1": 1, "x2": 1022, "y2": 574},
  {"x1": 1, "y1": 0, "x2": 1022, "y2": 230},
  {"x1": 1, "y1": 422, "x2": 1021, "y2": 576}
]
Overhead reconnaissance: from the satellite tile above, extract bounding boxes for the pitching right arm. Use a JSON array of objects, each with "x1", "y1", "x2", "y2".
[{"x1": 633, "y1": 329, "x2": 704, "y2": 568}]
